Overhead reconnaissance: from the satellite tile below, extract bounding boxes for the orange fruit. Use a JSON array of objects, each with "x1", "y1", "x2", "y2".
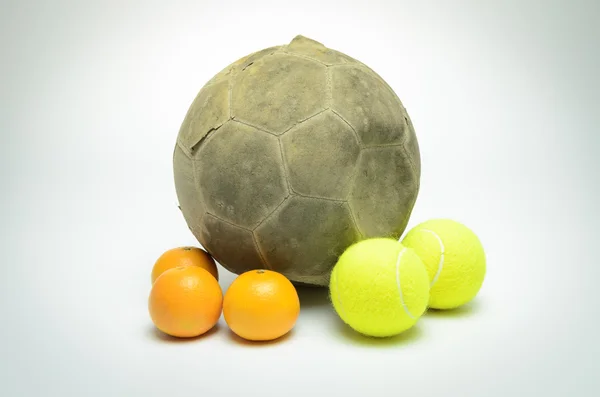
[
  {"x1": 151, "y1": 246, "x2": 218, "y2": 284},
  {"x1": 148, "y1": 266, "x2": 223, "y2": 338},
  {"x1": 223, "y1": 269, "x2": 300, "y2": 341}
]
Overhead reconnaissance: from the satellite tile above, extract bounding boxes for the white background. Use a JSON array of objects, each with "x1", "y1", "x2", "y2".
[{"x1": 2, "y1": 0, "x2": 598, "y2": 396}]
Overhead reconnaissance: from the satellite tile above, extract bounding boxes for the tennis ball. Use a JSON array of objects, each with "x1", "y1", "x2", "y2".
[
  {"x1": 401, "y1": 219, "x2": 486, "y2": 310},
  {"x1": 329, "y1": 238, "x2": 430, "y2": 337}
]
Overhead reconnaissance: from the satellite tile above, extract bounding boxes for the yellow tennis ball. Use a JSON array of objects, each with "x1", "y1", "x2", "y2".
[
  {"x1": 401, "y1": 219, "x2": 486, "y2": 310},
  {"x1": 329, "y1": 238, "x2": 430, "y2": 337}
]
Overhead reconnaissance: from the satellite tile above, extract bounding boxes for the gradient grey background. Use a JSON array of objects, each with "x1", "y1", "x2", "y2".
[{"x1": 1, "y1": 0, "x2": 598, "y2": 396}]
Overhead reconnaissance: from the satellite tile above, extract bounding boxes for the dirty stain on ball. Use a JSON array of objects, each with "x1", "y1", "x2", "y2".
[{"x1": 173, "y1": 35, "x2": 421, "y2": 286}]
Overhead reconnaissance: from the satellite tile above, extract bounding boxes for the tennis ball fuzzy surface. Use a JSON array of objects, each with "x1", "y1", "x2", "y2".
[
  {"x1": 401, "y1": 219, "x2": 486, "y2": 310},
  {"x1": 329, "y1": 238, "x2": 430, "y2": 337}
]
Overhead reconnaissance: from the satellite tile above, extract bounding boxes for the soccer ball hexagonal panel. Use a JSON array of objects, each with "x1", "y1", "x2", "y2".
[
  {"x1": 349, "y1": 146, "x2": 418, "y2": 239},
  {"x1": 194, "y1": 121, "x2": 289, "y2": 230},
  {"x1": 281, "y1": 110, "x2": 360, "y2": 200},
  {"x1": 331, "y1": 65, "x2": 408, "y2": 147},
  {"x1": 199, "y1": 213, "x2": 266, "y2": 274},
  {"x1": 231, "y1": 53, "x2": 328, "y2": 134},
  {"x1": 403, "y1": 114, "x2": 421, "y2": 174},
  {"x1": 173, "y1": 144, "x2": 206, "y2": 233},
  {"x1": 255, "y1": 195, "x2": 360, "y2": 286},
  {"x1": 205, "y1": 46, "x2": 282, "y2": 87},
  {"x1": 178, "y1": 79, "x2": 230, "y2": 153}
]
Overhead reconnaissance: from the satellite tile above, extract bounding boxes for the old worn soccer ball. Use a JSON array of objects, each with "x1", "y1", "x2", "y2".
[{"x1": 173, "y1": 35, "x2": 421, "y2": 286}]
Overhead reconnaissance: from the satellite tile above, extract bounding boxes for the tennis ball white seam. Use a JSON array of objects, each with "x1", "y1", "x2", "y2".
[
  {"x1": 419, "y1": 229, "x2": 445, "y2": 287},
  {"x1": 395, "y1": 247, "x2": 415, "y2": 320}
]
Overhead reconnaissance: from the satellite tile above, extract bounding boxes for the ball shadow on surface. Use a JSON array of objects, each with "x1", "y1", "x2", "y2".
[
  {"x1": 295, "y1": 285, "x2": 331, "y2": 309},
  {"x1": 424, "y1": 300, "x2": 481, "y2": 319},
  {"x1": 226, "y1": 328, "x2": 294, "y2": 347},
  {"x1": 335, "y1": 318, "x2": 425, "y2": 347},
  {"x1": 147, "y1": 323, "x2": 221, "y2": 343}
]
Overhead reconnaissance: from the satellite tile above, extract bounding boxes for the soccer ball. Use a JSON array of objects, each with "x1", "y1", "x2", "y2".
[{"x1": 173, "y1": 35, "x2": 420, "y2": 286}]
